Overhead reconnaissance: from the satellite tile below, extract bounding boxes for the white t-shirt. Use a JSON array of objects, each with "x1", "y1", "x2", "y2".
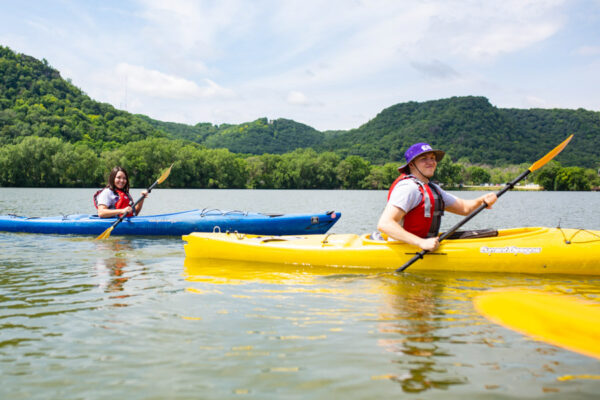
[
  {"x1": 96, "y1": 188, "x2": 120, "y2": 209},
  {"x1": 388, "y1": 179, "x2": 457, "y2": 213}
]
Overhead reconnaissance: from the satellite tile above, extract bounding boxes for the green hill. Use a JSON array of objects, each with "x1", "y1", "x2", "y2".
[
  {"x1": 0, "y1": 45, "x2": 164, "y2": 151},
  {"x1": 140, "y1": 114, "x2": 326, "y2": 154},
  {"x1": 503, "y1": 107, "x2": 600, "y2": 168},
  {"x1": 323, "y1": 97, "x2": 599, "y2": 167},
  {"x1": 1, "y1": 45, "x2": 598, "y2": 168},
  {"x1": 202, "y1": 117, "x2": 325, "y2": 154},
  {"x1": 137, "y1": 115, "x2": 222, "y2": 143}
]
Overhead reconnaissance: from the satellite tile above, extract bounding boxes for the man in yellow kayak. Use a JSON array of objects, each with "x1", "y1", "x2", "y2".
[{"x1": 377, "y1": 143, "x2": 497, "y2": 251}]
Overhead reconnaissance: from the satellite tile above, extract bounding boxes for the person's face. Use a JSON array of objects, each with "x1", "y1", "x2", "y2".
[
  {"x1": 411, "y1": 152, "x2": 437, "y2": 177},
  {"x1": 114, "y1": 171, "x2": 128, "y2": 190}
]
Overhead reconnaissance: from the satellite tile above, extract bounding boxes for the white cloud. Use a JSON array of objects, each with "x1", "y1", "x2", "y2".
[
  {"x1": 135, "y1": 0, "x2": 252, "y2": 58},
  {"x1": 114, "y1": 63, "x2": 233, "y2": 99},
  {"x1": 110, "y1": 0, "x2": 583, "y2": 128},
  {"x1": 286, "y1": 91, "x2": 309, "y2": 105},
  {"x1": 416, "y1": 0, "x2": 566, "y2": 61},
  {"x1": 410, "y1": 60, "x2": 460, "y2": 79},
  {"x1": 524, "y1": 95, "x2": 549, "y2": 108},
  {"x1": 575, "y1": 45, "x2": 600, "y2": 56},
  {"x1": 451, "y1": 21, "x2": 561, "y2": 60},
  {"x1": 210, "y1": 0, "x2": 567, "y2": 94},
  {"x1": 4, "y1": 0, "x2": 596, "y2": 130}
]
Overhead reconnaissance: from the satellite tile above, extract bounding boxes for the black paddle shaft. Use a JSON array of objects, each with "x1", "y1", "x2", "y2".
[
  {"x1": 132, "y1": 180, "x2": 159, "y2": 209},
  {"x1": 109, "y1": 179, "x2": 160, "y2": 228},
  {"x1": 395, "y1": 169, "x2": 531, "y2": 273}
]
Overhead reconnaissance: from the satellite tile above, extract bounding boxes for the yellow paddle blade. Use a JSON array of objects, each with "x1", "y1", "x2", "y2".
[
  {"x1": 157, "y1": 164, "x2": 173, "y2": 184},
  {"x1": 96, "y1": 225, "x2": 114, "y2": 240},
  {"x1": 529, "y1": 134, "x2": 574, "y2": 172},
  {"x1": 474, "y1": 288, "x2": 600, "y2": 360}
]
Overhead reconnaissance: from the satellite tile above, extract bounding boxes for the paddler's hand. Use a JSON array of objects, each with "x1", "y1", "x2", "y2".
[
  {"x1": 481, "y1": 193, "x2": 497, "y2": 209},
  {"x1": 141, "y1": 190, "x2": 148, "y2": 198},
  {"x1": 121, "y1": 206, "x2": 133, "y2": 216},
  {"x1": 418, "y1": 237, "x2": 439, "y2": 251}
]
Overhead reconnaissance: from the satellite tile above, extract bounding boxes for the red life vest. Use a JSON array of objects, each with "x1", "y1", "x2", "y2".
[
  {"x1": 387, "y1": 174, "x2": 445, "y2": 238},
  {"x1": 93, "y1": 188, "x2": 135, "y2": 217}
]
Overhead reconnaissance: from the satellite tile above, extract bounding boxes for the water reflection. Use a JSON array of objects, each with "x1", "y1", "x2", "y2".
[
  {"x1": 375, "y1": 274, "x2": 469, "y2": 392},
  {"x1": 94, "y1": 239, "x2": 137, "y2": 305},
  {"x1": 379, "y1": 272, "x2": 600, "y2": 393},
  {"x1": 184, "y1": 258, "x2": 470, "y2": 393},
  {"x1": 184, "y1": 257, "x2": 381, "y2": 286},
  {"x1": 182, "y1": 257, "x2": 600, "y2": 394}
]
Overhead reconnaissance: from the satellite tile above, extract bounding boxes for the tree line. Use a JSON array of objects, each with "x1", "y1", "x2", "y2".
[{"x1": 1, "y1": 136, "x2": 597, "y2": 190}]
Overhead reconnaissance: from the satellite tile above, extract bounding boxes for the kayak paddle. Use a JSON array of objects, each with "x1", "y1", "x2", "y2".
[
  {"x1": 396, "y1": 134, "x2": 574, "y2": 273},
  {"x1": 96, "y1": 164, "x2": 173, "y2": 240},
  {"x1": 474, "y1": 288, "x2": 600, "y2": 360}
]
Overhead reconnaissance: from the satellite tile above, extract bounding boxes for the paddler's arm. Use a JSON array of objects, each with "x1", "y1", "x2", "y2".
[
  {"x1": 134, "y1": 190, "x2": 149, "y2": 215},
  {"x1": 446, "y1": 193, "x2": 497, "y2": 216},
  {"x1": 377, "y1": 203, "x2": 440, "y2": 251}
]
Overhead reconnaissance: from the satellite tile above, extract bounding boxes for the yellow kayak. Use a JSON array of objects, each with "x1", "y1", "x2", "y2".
[
  {"x1": 475, "y1": 289, "x2": 600, "y2": 359},
  {"x1": 182, "y1": 227, "x2": 600, "y2": 275}
]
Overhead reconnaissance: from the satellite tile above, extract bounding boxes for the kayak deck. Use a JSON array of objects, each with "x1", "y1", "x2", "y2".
[{"x1": 182, "y1": 227, "x2": 600, "y2": 275}]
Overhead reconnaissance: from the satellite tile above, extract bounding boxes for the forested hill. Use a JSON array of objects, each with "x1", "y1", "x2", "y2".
[
  {"x1": 323, "y1": 96, "x2": 518, "y2": 164},
  {"x1": 143, "y1": 96, "x2": 598, "y2": 167},
  {"x1": 139, "y1": 115, "x2": 326, "y2": 154},
  {"x1": 323, "y1": 97, "x2": 599, "y2": 167},
  {"x1": 0, "y1": 45, "x2": 165, "y2": 151},
  {"x1": 1, "y1": 45, "x2": 598, "y2": 168}
]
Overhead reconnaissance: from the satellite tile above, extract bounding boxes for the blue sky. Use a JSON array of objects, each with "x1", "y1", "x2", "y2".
[{"x1": 2, "y1": 0, "x2": 600, "y2": 131}]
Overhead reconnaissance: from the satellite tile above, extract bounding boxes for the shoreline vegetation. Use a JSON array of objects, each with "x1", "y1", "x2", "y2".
[
  {"x1": 0, "y1": 136, "x2": 597, "y2": 191},
  {"x1": 1, "y1": 45, "x2": 599, "y2": 191}
]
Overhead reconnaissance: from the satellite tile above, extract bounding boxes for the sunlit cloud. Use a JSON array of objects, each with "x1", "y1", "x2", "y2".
[
  {"x1": 286, "y1": 91, "x2": 309, "y2": 105},
  {"x1": 115, "y1": 63, "x2": 234, "y2": 99}
]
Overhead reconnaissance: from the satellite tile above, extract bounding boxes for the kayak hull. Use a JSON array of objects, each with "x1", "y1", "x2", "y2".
[
  {"x1": 0, "y1": 209, "x2": 340, "y2": 236},
  {"x1": 182, "y1": 227, "x2": 600, "y2": 275}
]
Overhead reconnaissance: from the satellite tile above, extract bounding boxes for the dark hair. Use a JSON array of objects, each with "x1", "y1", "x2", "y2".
[{"x1": 107, "y1": 166, "x2": 130, "y2": 193}]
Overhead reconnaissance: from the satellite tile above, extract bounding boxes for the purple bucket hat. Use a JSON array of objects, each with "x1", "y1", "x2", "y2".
[{"x1": 398, "y1": 143, "x2": 445, "y2": 172}]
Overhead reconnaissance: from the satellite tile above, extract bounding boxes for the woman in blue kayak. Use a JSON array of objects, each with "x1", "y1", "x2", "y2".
[
  {"x1": 377, "y1": 143, "x2": 497, "y2": 252},
  {"x1": 94, "y1": 166, "x2": 148, "y2": 218}
]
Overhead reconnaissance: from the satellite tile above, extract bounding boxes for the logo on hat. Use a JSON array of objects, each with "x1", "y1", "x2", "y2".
[{"x1": 421, "y1": 145, "x2": 432, "y2": 151}]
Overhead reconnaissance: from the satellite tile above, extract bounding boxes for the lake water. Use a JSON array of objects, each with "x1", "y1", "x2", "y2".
[{"x1": 1, "y1": 188, "x2": 599, "y2": 399}]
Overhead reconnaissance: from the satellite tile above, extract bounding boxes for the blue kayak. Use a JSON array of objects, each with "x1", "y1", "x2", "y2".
[{"x1": 0, "y1": 209, "x2": 341, "y2": 236}]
